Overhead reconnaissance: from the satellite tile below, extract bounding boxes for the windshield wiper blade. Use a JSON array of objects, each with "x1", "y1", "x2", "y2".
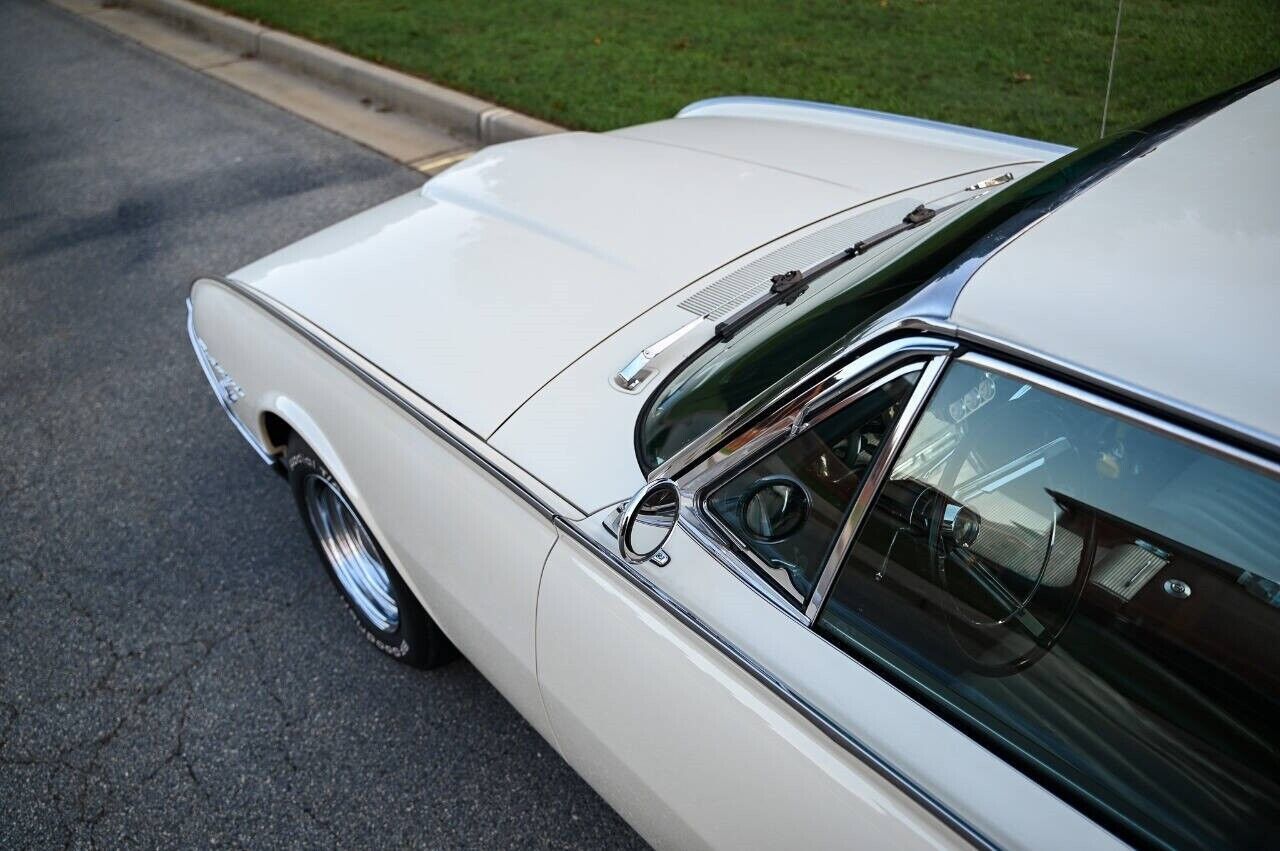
[{"x1": 712, "y1": 199, "x2": 965, "y2": 344}]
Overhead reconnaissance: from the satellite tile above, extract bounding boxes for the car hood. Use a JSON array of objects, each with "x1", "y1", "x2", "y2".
[{"x1": 233, "y1": 126, "x2": 1032, "y2": 438}]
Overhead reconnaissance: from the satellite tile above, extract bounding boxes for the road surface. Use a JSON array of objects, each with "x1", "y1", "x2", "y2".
[{"x1": 0, "y1": 2, "x2": 644, "y2": 847}]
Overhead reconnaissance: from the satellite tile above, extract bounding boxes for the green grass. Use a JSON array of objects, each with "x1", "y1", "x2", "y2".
[{"x1": 203, "y1": 0, "x2": 1279, "y2": 146}]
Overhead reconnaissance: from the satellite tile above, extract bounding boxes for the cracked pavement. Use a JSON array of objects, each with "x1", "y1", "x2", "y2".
[{"x1": 0, "y1": 2, "x2": 644, "y2": 847}]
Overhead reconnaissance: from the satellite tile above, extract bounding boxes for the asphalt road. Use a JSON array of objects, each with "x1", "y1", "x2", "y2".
[{"x1": 0, "y1": 2, "x2": 644, "y2": 847}]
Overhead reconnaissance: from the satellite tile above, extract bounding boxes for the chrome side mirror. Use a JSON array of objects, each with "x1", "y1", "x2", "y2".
[{"x1": 618, "y1": 479, "x2": 680, "y2": 563}]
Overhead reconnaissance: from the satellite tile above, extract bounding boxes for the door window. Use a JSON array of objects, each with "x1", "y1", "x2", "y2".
[
  {"x1": 815, "y1": 358, "x2": 1280, "y2": 849},
  {"x1": 706, "y1": 369, "x2": 919, "y2": 604}
]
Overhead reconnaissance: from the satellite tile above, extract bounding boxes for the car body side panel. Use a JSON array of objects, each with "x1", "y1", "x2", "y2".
[
  {"x1": 536, "y1": 531, "x2": 967, "y2": 851},
  {"x1": 539, "y1": 478, "x2": 1128, "y2": 851},
  {"x1": 191, "y1": 279, "x2": 559, "y2": 743}
]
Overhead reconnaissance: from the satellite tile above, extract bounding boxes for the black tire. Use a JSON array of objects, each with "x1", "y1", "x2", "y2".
[{"x1": 285, "y1": 434, "x2": 457, "y2": 669}]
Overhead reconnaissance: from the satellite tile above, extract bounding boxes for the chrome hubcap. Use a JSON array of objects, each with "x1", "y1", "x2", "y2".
[{"x1": 303, "y1": 475, "x2": 399, "y2": 632}]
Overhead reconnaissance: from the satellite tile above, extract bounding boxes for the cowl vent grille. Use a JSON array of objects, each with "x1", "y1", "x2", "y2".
[{"x1": 678, "y1": 197, "x2": 923, "y2": 320}]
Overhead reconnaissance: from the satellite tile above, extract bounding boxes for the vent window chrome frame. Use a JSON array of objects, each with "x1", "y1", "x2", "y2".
[{"x1": 671, "y1": 336, "x2": 955, "y2": 624}]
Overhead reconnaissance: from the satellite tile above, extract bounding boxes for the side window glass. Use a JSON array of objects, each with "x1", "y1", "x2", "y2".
[
  {"x1": 706, "y1": 369, "x2": 918, "y2": 604},
  {"x1": 816, "y1": 360, "x2": 1280, "y2": 849}
]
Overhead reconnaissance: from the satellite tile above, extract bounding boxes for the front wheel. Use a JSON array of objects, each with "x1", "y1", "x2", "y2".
[{"x1": 286, "y1": 434, "x2": 456, "y2": 669}]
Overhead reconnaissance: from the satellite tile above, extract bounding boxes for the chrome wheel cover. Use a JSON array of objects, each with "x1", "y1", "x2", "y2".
[{"x1": 302, "y1": 474, "x2": 400, "y2": 632}]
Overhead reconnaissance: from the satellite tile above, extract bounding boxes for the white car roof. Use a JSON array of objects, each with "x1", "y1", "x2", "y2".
[{"x1": 951, "y1": 80, "x2": 1280, "y2": 448}]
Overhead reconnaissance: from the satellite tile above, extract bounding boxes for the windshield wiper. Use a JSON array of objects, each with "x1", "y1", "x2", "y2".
[{"x1": 712, "y1": 195, "x2": 980, "y2": 344}]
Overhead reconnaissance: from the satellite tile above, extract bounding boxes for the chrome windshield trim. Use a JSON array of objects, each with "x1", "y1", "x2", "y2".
[
  {"x1": 555, "y1": 513, "x2": 998, "y2": 851},
  {"x1": 804, "y1": 355, "x2": 948, "y2": 622},
  {"x1": 186, "y1": 298, "x2": 274, "y2": 465},
  {"x1": 190, "y1": 276, "x2": 559, "y2": 521},
  {"x1": 878, "y1": 208, "x2": 1056, "y2": 331}
]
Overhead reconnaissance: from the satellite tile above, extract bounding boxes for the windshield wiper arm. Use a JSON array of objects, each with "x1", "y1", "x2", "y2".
[{"x1": 712, "y1": 200, "x2": 961, "y2": 344}]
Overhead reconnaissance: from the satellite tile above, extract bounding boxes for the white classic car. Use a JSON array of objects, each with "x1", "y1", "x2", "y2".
[{"x1": 188, "y1": 70, "x2": 1280, "y2": 850}]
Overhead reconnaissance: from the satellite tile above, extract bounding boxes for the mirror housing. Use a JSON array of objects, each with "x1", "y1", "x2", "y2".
[{"x1": 618, "y1": 479, "x2": 680, "y2": 563}]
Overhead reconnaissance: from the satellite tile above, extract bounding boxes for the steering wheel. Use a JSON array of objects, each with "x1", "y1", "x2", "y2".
[
  {"x1": 927, "y1": 419, "x2": 1096, "y2": 677},
  {"x1": 831, "y1": 411, "x2": 888, "y2": 479}
]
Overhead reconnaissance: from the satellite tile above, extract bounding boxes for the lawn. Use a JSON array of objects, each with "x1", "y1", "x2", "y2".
[{"x1": 203, "y1": 0, "x2": 1279, "y2": 146}]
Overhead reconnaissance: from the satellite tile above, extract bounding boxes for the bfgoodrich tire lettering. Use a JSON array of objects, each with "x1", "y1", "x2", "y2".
[{"x1": 286, "y1": 434, "x2": 456, "y2": 669}]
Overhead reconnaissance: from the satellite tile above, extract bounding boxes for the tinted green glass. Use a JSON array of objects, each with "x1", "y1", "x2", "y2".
[{"x1": 817, "y1": 361, "x2": 1280, "y2": 848}]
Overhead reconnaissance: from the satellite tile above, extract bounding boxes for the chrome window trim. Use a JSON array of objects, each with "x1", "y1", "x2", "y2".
[
  {"x1": 192, "y1": 274, "x2": 997, "y2": 850},
  {"x1": 802, "y1": 350, "x2": 1280, "y2": 628},
  {"x1": 556, "y1": 512, "x2": 998, "y2": 851},
  {"x1": 958, "y1": 351, "x2": 1280, "y2": 480},
  {"x1": 791, "y1": 360, "x2": 927, "y2": 437},
  {"x1": 687, "y1": 360, "x2": 934, "y2": 613},
  {"x1": 677, "y1": 499, "x2": 810, "y2": 626},
  {"x1": 186, "y1": 297, "x2": 274, "y2": 465},
  {"x1": 804, "y1": 355, "x2": 948, "y2": 622},
  {"x1": 661, "y1": 339, "x2": 955, "y2": 624}
]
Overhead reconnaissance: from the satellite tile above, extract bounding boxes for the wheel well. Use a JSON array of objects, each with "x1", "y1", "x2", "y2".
[{"x1": 261, "y1": 411, "x2": 293, "y2": 455}]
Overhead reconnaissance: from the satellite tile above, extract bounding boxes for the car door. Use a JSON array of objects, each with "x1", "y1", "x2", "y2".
[
  {"x1": 809, "y1": 353, "x2": 1280, "y2": 850},
  {"x1": 535, "y1": 338, "x2": 1124, "y2": 849}
]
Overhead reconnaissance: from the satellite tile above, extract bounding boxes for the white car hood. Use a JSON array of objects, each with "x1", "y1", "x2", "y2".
[{"x1": 233, "y1": 126, "x2": 1028, "y2": 438}]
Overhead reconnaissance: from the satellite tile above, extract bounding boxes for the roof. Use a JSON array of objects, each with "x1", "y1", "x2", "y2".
[{"x1": 950, "y1": 80, "x2": 1280, "y2": 448}]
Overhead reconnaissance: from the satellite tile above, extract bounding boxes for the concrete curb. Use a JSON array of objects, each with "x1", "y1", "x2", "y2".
[
  {"x1": 128, "y1": 0, "x2": 258, "y2": 55},
  {"x1": 120, "y1": 0, "x2": 563, "y2": 146}
]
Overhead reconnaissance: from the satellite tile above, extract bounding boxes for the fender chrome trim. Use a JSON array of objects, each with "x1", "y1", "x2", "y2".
[{"x1": 189, "y1": 276, "x2": 560, "y2": 521}]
